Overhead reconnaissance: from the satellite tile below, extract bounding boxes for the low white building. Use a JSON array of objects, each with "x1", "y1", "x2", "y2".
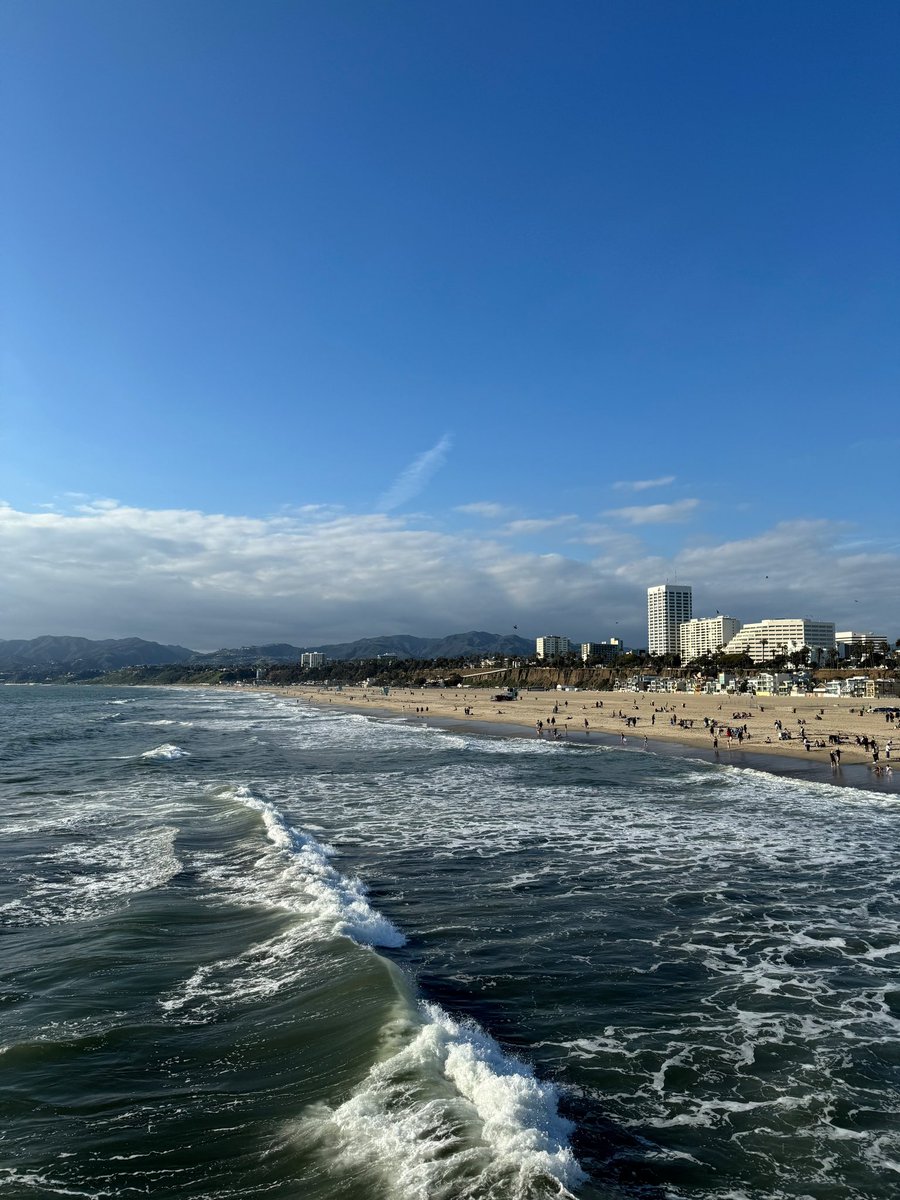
[
  {"x1": 748, "y1": 671, "x2": 795, "y2": 695},
  {"x1": 836, "y1": 631, "x2": 889, "y2": 657},
  {"x1": 723, "y1": 619, "x2": 836, "y2": 663},
  {"x1": 536, "y1": 635, "x2": 571, "y2": 659},
  {"x1": 816, "y1": 676, "x2": 869, "y2": 697},
  {"x1": 677, "y1": 616, "x2": 742, "y2": 662}
]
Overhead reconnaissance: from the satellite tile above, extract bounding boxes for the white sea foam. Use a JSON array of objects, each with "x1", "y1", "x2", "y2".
[
  {"x1": 0, "y1": 1169, "x2": 112, "y2": 1196},
  {"x1": 160, "y1": 924, "x2": 320, "y2": 1020},
  {"x1": 224, "y1": 785, "x2": 405, "y2": 948},
  {"x1": 297, "y1": 1001, "x2": 584, "y2": 1200},
  {"x1": 140, "y1": 743, "x2": 189, "y2": 760},
  {"x1": 0, "y1": 827, "x2": 180, "y2": 926}
]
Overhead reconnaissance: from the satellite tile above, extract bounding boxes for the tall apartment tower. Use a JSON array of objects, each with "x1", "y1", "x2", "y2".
[{"x1": 647, "y1": 584, "x2": 692, "y2": 656}]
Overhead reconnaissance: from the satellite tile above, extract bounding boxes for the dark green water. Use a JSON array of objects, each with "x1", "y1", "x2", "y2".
[{"x1": 1, "y1": 685, "x2": 898, "y2": 1199}]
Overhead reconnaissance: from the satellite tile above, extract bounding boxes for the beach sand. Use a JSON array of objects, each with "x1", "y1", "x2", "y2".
[{"x1": 277, "y1": 683, "x2": 899, "y2": 785}]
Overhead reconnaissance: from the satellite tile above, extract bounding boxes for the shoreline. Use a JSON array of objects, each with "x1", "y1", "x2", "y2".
[{"x1": 271, "y1": 684, "x2": 900, "y2": 796}]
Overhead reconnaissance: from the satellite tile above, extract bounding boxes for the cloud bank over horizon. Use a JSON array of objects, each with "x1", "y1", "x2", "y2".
[{"x1": 2, "y1": 500, "x2": 897, "y2": 651}]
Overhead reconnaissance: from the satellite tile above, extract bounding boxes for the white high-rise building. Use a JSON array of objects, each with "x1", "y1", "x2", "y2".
[
  {"x1": 647, "y1": 584, "x2": 692, "y2": 656},
  {"x1": 723, "y1": 619, "x2": 836, "y2": 663},
  {"x1": 536, "y1": 635, "x2": 571, "y2": 659},
  {"x1": 300, "y1": 651, "x2": 326, "y2": 668},
  {"x1": 678, "y1": 616, "x2": 742, "y2": 662}
]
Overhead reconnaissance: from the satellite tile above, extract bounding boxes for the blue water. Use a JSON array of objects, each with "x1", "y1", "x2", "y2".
[{"x1": 1, "y1": 684, "x2": 898, "y2": 1199}]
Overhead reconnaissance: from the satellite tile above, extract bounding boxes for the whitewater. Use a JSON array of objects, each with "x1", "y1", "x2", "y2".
[{"x1": 1, "y1": 683, "x2": 898, "y2": 1199}]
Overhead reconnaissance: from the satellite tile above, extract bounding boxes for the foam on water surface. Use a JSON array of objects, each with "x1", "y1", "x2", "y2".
[
  {"x1": 3, "y1": 684, "x2": 900, "y2": 1199},
  {"x1": 140, "y1": 743, "x2": 190, "y2": 760},
  {"x1": 0, "y1": 825, "x2": 180, "y2": 926},
  {"x1": 297, "y1": 1001, "x2": 585, "y2": 1200},
  {"x1": 223, "y1": 784, "x2": 405, "y2": 948}
]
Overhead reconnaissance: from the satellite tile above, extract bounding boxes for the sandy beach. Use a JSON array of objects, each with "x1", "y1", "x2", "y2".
[{"x1": 276, "y1": 683, "x2": 899, "y2": 782}]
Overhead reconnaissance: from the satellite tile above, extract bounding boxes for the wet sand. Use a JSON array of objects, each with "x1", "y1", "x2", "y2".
[{"x1": 276, "y1": 684, "x2": 900, "y2": 793}]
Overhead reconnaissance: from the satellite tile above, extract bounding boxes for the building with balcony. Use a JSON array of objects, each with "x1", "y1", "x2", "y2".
[
  {"x1": 647, "y1": 584, "x2": 692, "y2": 656},
  {"x1": 581, "y1": 638, "x2": 624, "y2": 663},
  {"x1": 536, "y1": 635, "x2": 571, "y2": 659},
  {"x1": 677, "y1": 616, "x2": 742, "y2": 663},
  {"x1": 723, "y1": 619, "x2": 836, "y2": 663}
]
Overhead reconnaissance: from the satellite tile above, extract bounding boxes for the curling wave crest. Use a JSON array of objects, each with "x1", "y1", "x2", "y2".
[
  {"x1": 297, "y1": 1001, "x2": 585, "y2": 1200},
  {"x1": 225, "y1": 785, "x2": 405, "y2": 948}
]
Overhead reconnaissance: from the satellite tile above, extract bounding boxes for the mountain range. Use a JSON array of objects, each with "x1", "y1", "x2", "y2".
[{"x1": 0, "y1": 631, "x2": 534, "y2": 672}]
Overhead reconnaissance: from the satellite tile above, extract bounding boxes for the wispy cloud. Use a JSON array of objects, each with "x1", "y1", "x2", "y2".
[
  {"x1": 377, "y1": 434, "x2": 453, "y2": 512},
  {"x1": 500, "y1": 516, "x2": 578, "y2": 536},
  {"x1": 455, "y1": 501, "x2": 513, "y2": 519},
  {"x1": 613, "y1": 475, "x2": 676, "y2": 492},
  {"x1": 605, "y1": 499, "x2": 699, "y2": 525}
]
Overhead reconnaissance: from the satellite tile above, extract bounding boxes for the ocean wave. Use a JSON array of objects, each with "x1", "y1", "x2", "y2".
[
  {"x1": 296, "y1": 1001, "x2": 585, "y2": 1200},
  {"x1": 139, "y1": 743, "x2": 189, "y2": 761},
  {"x1": 224, "y1": 785, "x2": 405, "y2": 948},
  {"x1": 160, "y1": 924, "x2": 321, "y2": 1021},
  {"x1": 0, "y1": 826, "x2": 180, "y2": 927}
]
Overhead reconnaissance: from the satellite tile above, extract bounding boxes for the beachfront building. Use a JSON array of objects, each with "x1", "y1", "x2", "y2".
[
  {"x1": 677, "y1": 616, "x2": 742, "y2": 663},
  {"x1": 300, "y1": 651, "x2": 326, "y2": 667},
  {"x1": 581, "y1": 638, "x2": 624, "y2": 663},
  {"x1": 536, "y1": 635, "x2": 572, "y2": 659},
  {"x1": 647, "y1": 584, "x2": 692, "y2": 656},
  {"x1": 866, "y1": 678, "x2": 900, "y2": 698},
  {"x1": 723, "y1": 619, "x2": 836, "y2": 664}
]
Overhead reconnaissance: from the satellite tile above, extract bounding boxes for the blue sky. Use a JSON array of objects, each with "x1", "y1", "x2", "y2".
[{"x1": 2, "y1": 1, "x2": 898, "y2": 648}]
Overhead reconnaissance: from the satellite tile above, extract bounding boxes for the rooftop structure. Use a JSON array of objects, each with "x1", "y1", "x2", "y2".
[{"x1": 647, "y1": 584, "x2": 692, "y2": 656}]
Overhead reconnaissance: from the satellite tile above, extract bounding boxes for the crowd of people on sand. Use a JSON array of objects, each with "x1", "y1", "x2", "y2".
[
  {"x1": 299, "y1": 685, "x2": 897, "y2": 777},
  {"x1": 536, "y1": 695, "x2": 895, "y2": 776}
]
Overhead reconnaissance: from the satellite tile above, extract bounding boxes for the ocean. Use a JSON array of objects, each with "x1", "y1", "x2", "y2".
[{"x1": 1, "y1": 684, "x2": 898, "y2": 1200}]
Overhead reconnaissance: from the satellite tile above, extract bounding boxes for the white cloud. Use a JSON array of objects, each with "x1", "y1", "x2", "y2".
[
  {"x1": 500, "y1": 516, "x2": 578, "y2": 536},
  {"x1": 605, "y1": 499, "x2": 699, "y2": 525},
  {"x1": 454, "y1": 501, "x2": 513, "y2": 519},
  {"x1": 0, "y1": 505, "x2": 897, "y2": 650},
  {"x1": 613, "y1": 475, "x2": 676, "y2": 492},
  {"x1": 377, "y1": 434, "x2": 452, "y2": 512}
]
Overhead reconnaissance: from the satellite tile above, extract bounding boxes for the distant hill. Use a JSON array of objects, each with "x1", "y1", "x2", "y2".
[
  {"x1": 0, "y1": 636, "x2": 194, "y2": 671},
  {"x1": 0, "y1": 631, "x2": 535, "y2": 676},
  {"x1": 189, "y1": 643, "x2": 307, "y2": 666},
  {"x1": 191, "y1": 631, "x2": 534, "y2": 665}
]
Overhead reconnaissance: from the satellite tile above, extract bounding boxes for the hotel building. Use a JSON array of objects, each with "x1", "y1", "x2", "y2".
[
  {"x1": 678, "y1": 616, "x2": 742, "y2": 663},
  {"x1": 536, "y1": 635, "x2": 572, "y2": 659},
  {"x1": 647, "y1": 584, "x2": 692, "y2": 656},
  {"x1": 581, "y1": 638, "x2": 624, "y2": 663},
  {"x1": 723, "y1": 619, "x2": 836, "y2": 663},
  {"x1": 300, "y1": 652, "x2": 326, "y2": 667}
]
